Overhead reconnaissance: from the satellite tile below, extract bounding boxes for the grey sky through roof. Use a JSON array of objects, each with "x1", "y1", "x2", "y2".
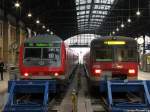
[{"x1": 76, "y1": 0, "x2": 115, "y2": 33}]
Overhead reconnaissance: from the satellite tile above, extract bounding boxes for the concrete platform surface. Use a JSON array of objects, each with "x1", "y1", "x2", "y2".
[
  {"x1": 0, "y1": 72, "x2": 9, "y2": 94},
  {"x1": 0, "y1": 72, "x2": 9, "y2": 111},
  {"x1": 138, "y1": 70, "x2": 150, "y2": 80}
]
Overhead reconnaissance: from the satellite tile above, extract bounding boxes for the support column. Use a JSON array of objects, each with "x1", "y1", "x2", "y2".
[
  {"x1": 3, "y1": 21, "x2": 9, "y2": 63},
  {"x1": 143, "y1": 35, "x2": 145, "y2": 54},
  {"x1": 3, "y1": 0, "x2": 9, "y2": 63},
  {"x1": 149, "y1": 1, "x2": 150, "y2": 19}
]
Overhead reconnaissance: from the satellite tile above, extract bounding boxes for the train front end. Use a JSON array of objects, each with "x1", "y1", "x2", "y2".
[
  {"x1": 89, "y1": 37, "x2": 138, "y2": 85},
  {"x1": 19, "y1": 35, "x2": 66, "y2": 81}
]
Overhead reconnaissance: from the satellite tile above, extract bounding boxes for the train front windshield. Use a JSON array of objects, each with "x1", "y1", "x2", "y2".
[
  {"x1": 24, "y1": 47, "x2": 61, "y2": 66},
  {"x1": 95, "y1": 48, "x2": 112, "y2": 62},
  {"x1": 94, "y1": 46, "x2": 137, "y2": 62},
  {"x1": 116, "y1": 47, "x2": 137, "y2": 62}
]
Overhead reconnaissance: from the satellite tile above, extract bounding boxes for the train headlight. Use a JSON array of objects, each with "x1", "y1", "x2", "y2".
[
  {"x1": 128, "y1": 69, "x2": 135, "y2": 74},
  {"x1": 24, "y1": 73, "x2": 29, "y2": 77},
  {"x1": 94, "y1": 69, "x2": 102, "y2": 74},
  {"x1": 54, "y1": 72, "x2": 59, "y2": 77}
]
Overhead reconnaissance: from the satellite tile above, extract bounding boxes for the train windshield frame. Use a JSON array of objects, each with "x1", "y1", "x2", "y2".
[
  {"x1": 23, "y1": 46, "x2": 61, "y2": 66},
  {"x1": 92, "y1": 40, "x2": 137, "y2": 62}
]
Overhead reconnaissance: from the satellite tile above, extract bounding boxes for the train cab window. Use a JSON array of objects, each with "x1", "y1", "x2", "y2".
[
  {"x1": 128, "y1": 49, "x2": 137, "y2": 60},
  {"x1": 116, "y1": 47, "x2": 137, "y2": 61},
  {"x1": 24, "y1": 48, "x2": 41, "y2": 60},
  {"x1": 94, "y1": 48, "x2": 112, "y2": 62},
  {"x1": 42, "y1": 48, "x2": 60, "y2": 61},
  {"x1": 23, "y1": 47, "x2": 61, "y2": 66}
]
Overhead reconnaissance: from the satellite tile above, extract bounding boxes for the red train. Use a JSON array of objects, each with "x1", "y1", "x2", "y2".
[
  {"x1": 19, "y1": 35, "x2": 78, "y2": 85},
  {"x1": 83, "y1": 36, "x2": 138, "y2": 86}
]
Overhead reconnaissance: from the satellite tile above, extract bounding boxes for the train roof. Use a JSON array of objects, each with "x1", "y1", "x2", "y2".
[
  {"x1": 92, "y1": 36, "x2": 135, "y2": 42},
  {"x1": 24, "y1": 34, "x2": 62, "y2": 43}
]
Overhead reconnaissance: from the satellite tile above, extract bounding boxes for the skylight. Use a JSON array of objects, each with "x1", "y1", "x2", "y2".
[{"x1": 76, "y1": 0, "x2": 115, "y2": 32}]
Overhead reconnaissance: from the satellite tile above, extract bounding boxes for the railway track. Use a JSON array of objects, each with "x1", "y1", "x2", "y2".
[
  {"x1": 3, "y1": 65, "x2": 150, "y2": 111},
  {"x1": 77, "y1": 65, "x2": 106, "y2": 112}
]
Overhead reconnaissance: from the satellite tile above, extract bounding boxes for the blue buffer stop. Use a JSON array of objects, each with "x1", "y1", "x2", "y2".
[
  {"x1": 3, "y1": 80, "x2": 56, "y2": 112},
  {"x1": 99, "y1": 80, "x2": 150, "y2": 111}
]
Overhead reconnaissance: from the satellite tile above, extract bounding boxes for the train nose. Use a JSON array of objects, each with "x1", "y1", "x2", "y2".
[{"x1": 112, "y1": 63, "x2": 123, "y2": 69}]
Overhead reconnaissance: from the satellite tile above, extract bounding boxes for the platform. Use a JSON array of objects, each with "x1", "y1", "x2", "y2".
[
  {"x1": 138, "y1": 70, "x2": 150, "y2": 80},
  {"x1": 0, "y1": 72, "x2": 9, "y2": 94},
  {"x1": 0, "y1": 72, "x2": 9, "y2": 111}
]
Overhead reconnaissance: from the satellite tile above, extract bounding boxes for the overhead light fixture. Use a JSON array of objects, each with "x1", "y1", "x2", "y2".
[
  {"x1": 36, "y1": 19, "x2": 40, "y2": 24},
  {"x1": 136, "y1": 0, "x2": 141, "y2": 16},
  {"x1": 116, "y1": 18, "x2": 119, "y2": 32},
  {"x1": 47, "y1": 29, "x2": 50, "y2": 32},
  {"x1": 120, "y1": 15, "x2": 125, "y2": 28},
  {"x1": 116, "y1": 27, "x2": 119, "y2": 32},
  {"x1": 127, "y1": 18, "x2": 131, "y2": 23},
  {"x1": 27, "y1": 12, "x2": 32, "y2": 17},
  {"x1": 109, "y1": 32, "x2": 112, "y2": 36},
  {"x1": 14, "y1": 1, "x2": 20, "y2": 8},
  {"x1": 50, "y1": 31, "x2": 53, "y2": 35},
  {"x1": 128, "y1": 0, "x2": 131, "y2": 23},
  {"x1": 136, "y1": 10, "x2": 141, "y2": 16},
  {"x1": 121, "y1": 23, "x2": 125, "y2": 28},
  {"x1": 42, "y1": 25, "x2": 46, "y2": 29},
  {"x1": 112, "y1": 31, "x2": 115, "y2": 34}
]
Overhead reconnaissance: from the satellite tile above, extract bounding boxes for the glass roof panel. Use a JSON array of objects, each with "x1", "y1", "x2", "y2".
[
  {"x1": 79, "y1": 11, "x2": 86, "y2": 15},
  {"x1": 80, "y1": 0, "x2": 86, "y2": 4},
  {"x1": 101, "y1": 0, "x2": 108, "y2": 4},
  {"x1": 80, "y1": 5, "x2": 86, "y2": 10},
  {"x1": 94, "y1": 0, "x2": 100, "y2": 3},
  {"x1": 86, "y1": 5, "x2": 90, "y2": 9},
  {"x1": 86, "y1": 11, "x2": 90, "y2": 14},
  {"x1": 76, "y1": 0, "x2": 115, "y2": 32},
  {"x1": 94, "y1": 5, "x2": 99, "y2": 9},
  {"x1": 87, "y1": 0, "x2": 92, "y2": 3}
]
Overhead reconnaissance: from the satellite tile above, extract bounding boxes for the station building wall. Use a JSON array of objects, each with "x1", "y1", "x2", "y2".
[{"x1": 0, "y1": 8, "x2": 26, "y2": 66}]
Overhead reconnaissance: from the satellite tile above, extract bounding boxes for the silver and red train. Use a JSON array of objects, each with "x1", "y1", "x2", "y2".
[
  {"x1": 19, "y1": 35, "x2": 78, "y2": 84},
  {"x1": 84, "y1": 36, "x2": 138, "y2": 86}
]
